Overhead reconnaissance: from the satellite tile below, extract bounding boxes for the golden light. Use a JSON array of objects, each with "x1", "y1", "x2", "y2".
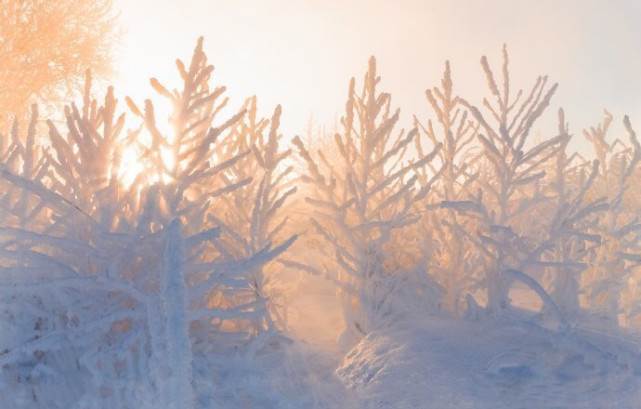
[
  {"x1": 160, "y1": 146, "x2": 176, "y2": 173},
  {"x1": 116, "y1": 96, "x2": 177, "y2": 189},
  {"x1": 117, "y1": 143, "x2": 144, "y2": 188}
]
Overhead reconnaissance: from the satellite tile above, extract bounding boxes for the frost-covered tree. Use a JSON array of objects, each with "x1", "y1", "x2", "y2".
[
  {"x1": 0, "y1": 78, "x2": 162, "y2": 407},
  {"x1": 581, "y1": 112, "x2": 641, "y2": 323},
  {"x1": 290, "y1": 57, "x2": 441, "y2": 346},
  {"x1": 414, "y1": 62, "x2": 483, "y2": 315},
  {"x1": 211, "y1": 96, "x2": 298, "y2": 337},
  {"x1": 0, "y1": 104, "x2": 51, "y2": 231},
  {"x1": 0, "y1": 39, "x2": 294, "y2": 408},
  {"x1": 444, "y1": 46, "x2": 570, "y2": 319},
  {"x1": 414, "y1": 49, "x2": 641, "y2": 328},
  {"x1": 126, "y1": 38, "x2": 297, "y2": 345},
  {"x1": 537, "y1": 109, "x2": 606, "y2": 319}
]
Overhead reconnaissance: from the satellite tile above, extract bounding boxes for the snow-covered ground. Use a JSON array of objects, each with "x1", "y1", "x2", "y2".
[
  {"x1": 4, "y1": 285, "x2": 641, "y2": 408},
  {"x1": 337, "y1": 316, "x2": 641, "y2": 409}
]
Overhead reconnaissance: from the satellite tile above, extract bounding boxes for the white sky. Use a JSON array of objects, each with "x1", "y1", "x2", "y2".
[{"x1": 114, "y1": 0, "x2": 641, "y2": 151}]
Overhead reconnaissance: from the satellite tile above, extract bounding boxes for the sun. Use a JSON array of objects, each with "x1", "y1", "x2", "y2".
[
  {"x1": 117, "y1": 143, "x2": 144, "y2": 188},
  {"x1": 116, "y1": 97, "x2": 176, "y2": 189}
]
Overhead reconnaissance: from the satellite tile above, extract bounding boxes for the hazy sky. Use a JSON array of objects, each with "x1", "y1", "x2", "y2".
[{"x1": 115, "y1": 0, "x2": 641, "y2": 151}]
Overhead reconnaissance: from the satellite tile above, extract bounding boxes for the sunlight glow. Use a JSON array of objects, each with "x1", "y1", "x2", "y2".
[
  {"x1": 118, "y1": 143, "x2": 144, "y2": 188},
  {"x1": 160, "y1": 146, "x2": 176, "y2": 173},
  {"x1": 116, "y1": 97, "x2": 177, "y2": 189}
]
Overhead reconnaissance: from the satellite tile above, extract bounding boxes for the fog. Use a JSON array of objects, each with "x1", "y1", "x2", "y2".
[{"x1": 117, "y1": 0, "x2": 641, "y2": 149}]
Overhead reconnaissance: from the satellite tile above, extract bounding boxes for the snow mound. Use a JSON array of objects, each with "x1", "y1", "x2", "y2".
[{"x1": 337, "y1": 318, "x2": 641, "y2": 408}]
